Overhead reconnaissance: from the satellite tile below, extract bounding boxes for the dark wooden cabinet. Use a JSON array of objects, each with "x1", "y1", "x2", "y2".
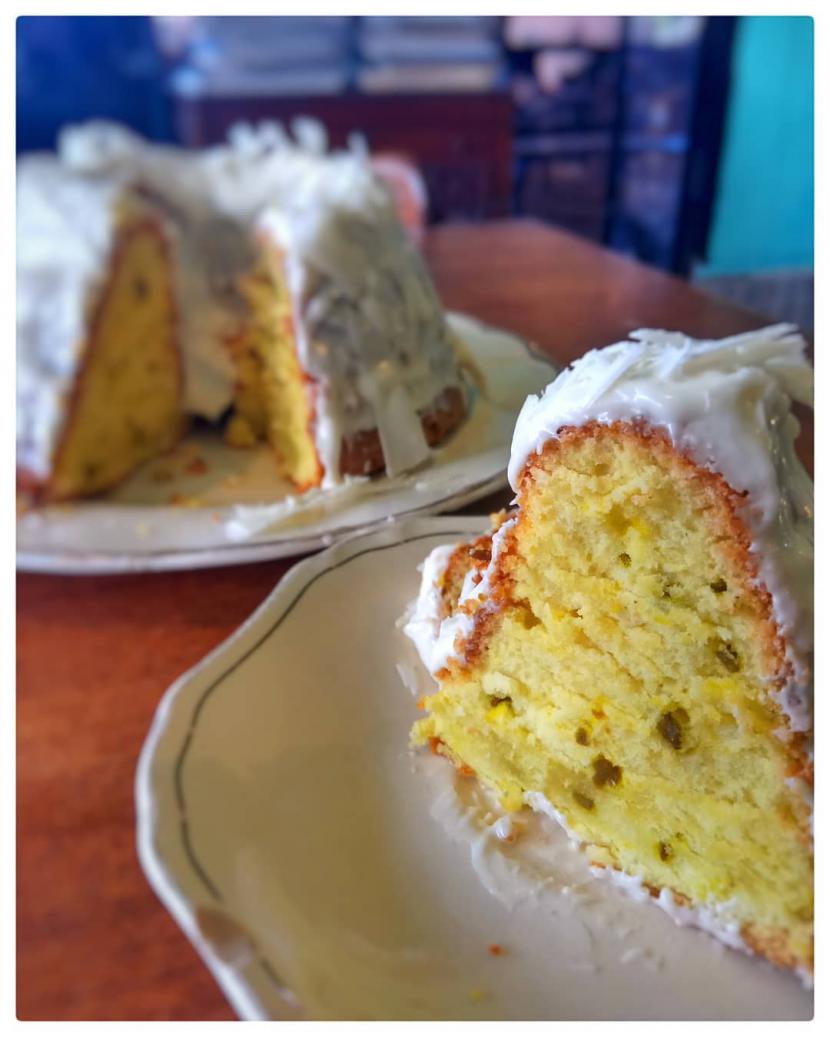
[{"x1": 172, "y1": 92, "x2": 513, "y2": 222}]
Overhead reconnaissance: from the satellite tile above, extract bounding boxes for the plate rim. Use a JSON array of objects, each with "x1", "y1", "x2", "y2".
[
  {"x1": 134, "y1": 514, "x2": 488, "y2": 1020},
  {"x1": 18, "y1": 311, "x2": 549, "y2": 575},
  {"x1": 17, "y1": 473, "x2": 504, "y2": 575}
]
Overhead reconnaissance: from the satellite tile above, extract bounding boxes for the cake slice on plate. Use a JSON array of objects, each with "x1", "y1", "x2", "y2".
[
  {"x1": 404, "y1": 325, "x2": 813, "y2": 979},
  {"x1": 16, "y1": 159, "x2": 184, "y2": 501},
  {"x1": 17, "y1": 121, "x2": 466, "y2": 502}
]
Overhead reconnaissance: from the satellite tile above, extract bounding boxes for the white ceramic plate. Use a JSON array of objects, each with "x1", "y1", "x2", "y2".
[
  {"x1": 136, "y1": 516, "x2": 812, "y2": 1021},
  {"x1": 17, "y1": 313, "x2": 554, "y2": 574}
]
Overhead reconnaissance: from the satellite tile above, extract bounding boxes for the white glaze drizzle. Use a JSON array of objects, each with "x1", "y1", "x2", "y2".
[
  {"x1": 402, "y1": 543, "x2": 463, "y2": 676},
  {"x1": 258, "y1": 194, "x2": 458, "y2": 485},
  {"x1": 404, "y1": 516, "x2": 517, "y2": 676}
]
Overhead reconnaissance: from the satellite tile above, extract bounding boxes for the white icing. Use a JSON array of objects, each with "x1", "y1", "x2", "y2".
[
  {"x1": 592, "y1": 864, "x2": 757, "y2": 956},
  {"x1": 16, "y1": 156, "x2": 135, "y2": 478},
  {"x1": 507, "y1": 326, "x2": 813, "y2": 733},
  {"x1": 17, "y1": 119, "x2": 463, "y2": 487},
  {"x1": 404, "y1": 517, "x2": 518, "y2": 676},
  {"x1": 258, "y1": 192, "x2": 458, "y2": 485},
  {"x1": 402, "y1": 544, "x2": 462, "y2": 676},
  {"x1": 524, "y1": 791, "x2": 581, "y2": 849}
]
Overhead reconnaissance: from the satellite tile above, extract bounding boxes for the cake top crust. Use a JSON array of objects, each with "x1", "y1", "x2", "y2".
[
  {"x1": 509, "y1": 325, "x2": 812, "y2": 493},
  {"x1": 56, "y1": 118, "x2": 389, "y2": 225}
]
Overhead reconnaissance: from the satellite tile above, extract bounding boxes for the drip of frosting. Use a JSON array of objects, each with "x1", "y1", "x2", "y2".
[
  {"x1": 404, "y1": 517, "x2": 518, "y2": 676},
  {"x1": 402, "y1": 544, "x2": 462, "y2": 675},
  {"x1": 259, "y1": 193, "x2": 458, "y2": 484},
  {"x1": 507, "y1": 325, "x2": 813, "y2": 733}
]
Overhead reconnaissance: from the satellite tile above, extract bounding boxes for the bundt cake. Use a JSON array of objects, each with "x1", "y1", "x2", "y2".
[
  {"x1": 404, "y1": 325, "x2": 813, "y2": 979},
  {"x1": 17, "y1": 120, "x2": 466, "y2": 502}
]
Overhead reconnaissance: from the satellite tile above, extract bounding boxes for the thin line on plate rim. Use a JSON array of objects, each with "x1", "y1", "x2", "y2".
[{"x1": 171, "y1": 525, "x2": 477, "y2": 979}]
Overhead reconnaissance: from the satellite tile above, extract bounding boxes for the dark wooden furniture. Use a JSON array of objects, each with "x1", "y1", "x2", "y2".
[
  {"x1": 18, "y1": 221, "x2": 810, "y2": 1020},
  {"x1": 173, "y1": 92, "x2": 514, "y2": 222}
]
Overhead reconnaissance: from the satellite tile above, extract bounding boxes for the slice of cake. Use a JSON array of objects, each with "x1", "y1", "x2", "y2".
[
  {"x1": 228, "y1": 174, "x2": 465, "y2": 489},
  {"x1": 17, "y1": 120, "x2": 466, "y2": 501},
  {"x1": 404, "y1": 325, "x2": 813, "y2": 979},
  {"x1": 16, "y1": 158, "x2": 184, "y2": 501}
]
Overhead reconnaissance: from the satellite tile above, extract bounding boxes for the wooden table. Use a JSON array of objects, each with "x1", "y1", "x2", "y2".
[{"x1": 17, "y1": 221, "x2": 810, "y2": 1020}]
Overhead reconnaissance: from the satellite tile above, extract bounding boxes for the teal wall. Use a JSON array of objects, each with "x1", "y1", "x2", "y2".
[{"x1": 699, "y1": 16, "x2": 813, "y2": 276}]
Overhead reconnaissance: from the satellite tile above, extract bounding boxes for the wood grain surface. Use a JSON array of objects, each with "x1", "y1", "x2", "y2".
[{"x1": 17, "y1": 221, "x2": 811, "y2": 1020}]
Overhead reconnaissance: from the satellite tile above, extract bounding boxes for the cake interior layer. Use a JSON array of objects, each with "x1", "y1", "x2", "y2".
[
  {"x1": 415, "y1": 424, "x2": 812, "y2": 970},
  {"x1": 47, "y1": 220, "x2": 183, "y2": 500},
  {"x1": 228, "y1": 250, "x2": 323, "y2": 490}
]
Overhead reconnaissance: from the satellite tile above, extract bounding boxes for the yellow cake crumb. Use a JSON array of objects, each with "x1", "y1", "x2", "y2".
[{"x1": 414, "y1": 424, "x2": 813, "y2": 974}]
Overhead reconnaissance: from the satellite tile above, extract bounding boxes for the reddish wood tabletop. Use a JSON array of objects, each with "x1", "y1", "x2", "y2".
[{"x1": 17, "y1": 221, "x2": 811, "y2": 1020}]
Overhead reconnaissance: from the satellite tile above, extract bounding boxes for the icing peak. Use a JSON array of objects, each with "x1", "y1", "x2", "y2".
[{"x1": 508, "y1": 324, "x2": 811, "y2": 491}]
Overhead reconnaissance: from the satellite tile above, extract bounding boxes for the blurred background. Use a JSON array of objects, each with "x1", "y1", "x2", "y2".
[{"x1": 17, "y1": 14, "x2": 813, "y2": 329}]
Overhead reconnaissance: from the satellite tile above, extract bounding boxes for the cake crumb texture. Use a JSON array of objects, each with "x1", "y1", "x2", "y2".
[{"x1": 413, "y1": 422, "x2": 812, "y2": 974}]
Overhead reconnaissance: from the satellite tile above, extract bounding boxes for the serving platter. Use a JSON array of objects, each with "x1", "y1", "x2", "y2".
[
  {"x1": 17, "y1": 313, "x2": 553, "y2": 574},
  {"x1": 135, "y1": 515, "x2": 812, "y2": 1020}
]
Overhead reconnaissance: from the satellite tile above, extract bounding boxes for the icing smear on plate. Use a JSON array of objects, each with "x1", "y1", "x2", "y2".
[{"x1": 414, "y1": 750, "x2": 670, "y2": 975}]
